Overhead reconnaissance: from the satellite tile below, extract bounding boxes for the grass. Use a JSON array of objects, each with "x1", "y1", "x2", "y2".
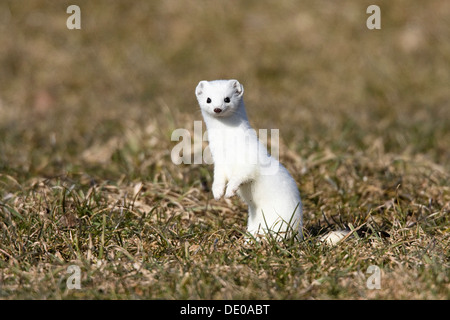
[{"x1": 0, "y1": 0, "x2": 449, "y2": 299}]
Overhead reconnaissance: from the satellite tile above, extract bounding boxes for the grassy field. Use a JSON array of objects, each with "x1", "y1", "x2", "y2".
[{"x1": 0, "y1": 0, "x2": 448, "y2": 300}]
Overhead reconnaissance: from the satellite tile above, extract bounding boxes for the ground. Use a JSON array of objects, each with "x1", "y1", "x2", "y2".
[{"x1": 0, "y1": 0, "x2": 448, "y2": 299}]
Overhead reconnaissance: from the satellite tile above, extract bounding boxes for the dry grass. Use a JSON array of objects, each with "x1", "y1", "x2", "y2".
[{"x1": 0, "y1": 0, "x2": 449, "y2": 299}]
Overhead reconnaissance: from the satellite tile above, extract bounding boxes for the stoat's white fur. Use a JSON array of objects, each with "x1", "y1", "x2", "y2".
[{"x1": 195, "y1": 79, "x2": 303, "y2": 241}]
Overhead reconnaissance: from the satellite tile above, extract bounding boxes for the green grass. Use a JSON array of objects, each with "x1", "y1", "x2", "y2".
[{"x1": 0, "y1": 0, "x2": 449, "y2": 299}]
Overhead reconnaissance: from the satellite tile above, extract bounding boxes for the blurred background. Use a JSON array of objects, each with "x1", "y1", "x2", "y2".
[
  {"x1": 0, "y1": 0, "x2": 449, "y2": 300},
  {"x1": 0, "y1": 0, "x2": 449, "y2": 181}
]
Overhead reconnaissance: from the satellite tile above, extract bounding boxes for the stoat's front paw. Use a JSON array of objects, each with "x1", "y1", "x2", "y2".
[
  {"x1": 212, "y1": 183, "x2": 225, "y2": 200},
  {"x1": 224, "y1": 183, "x2": 239, "y2": 199}
]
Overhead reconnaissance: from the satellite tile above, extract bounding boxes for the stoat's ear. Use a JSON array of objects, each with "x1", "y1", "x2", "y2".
[
  {"x1": 196, "y1": 81, "x2": 207, "y2": 96},
  {"x1": 230, "y1": 79, "x2": 244, "y2": 97}
]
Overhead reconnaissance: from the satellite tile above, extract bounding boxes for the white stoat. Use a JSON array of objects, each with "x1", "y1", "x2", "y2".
[{"x1": 195, "y1": 79, "x2": 303, "y2": 241}]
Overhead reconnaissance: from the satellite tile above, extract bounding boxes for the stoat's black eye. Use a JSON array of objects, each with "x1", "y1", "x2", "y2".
[
  {"x1": 206, "y1": 98, "x2": 211, "y2": 103},
  {"x1": 224, "y1": 97, "x2": 230, "y2": 103}
]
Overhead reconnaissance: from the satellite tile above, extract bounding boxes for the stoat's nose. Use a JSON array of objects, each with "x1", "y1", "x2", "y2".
[{"x1": 214, "y1": 108, "x2": 222, "y2": 113}]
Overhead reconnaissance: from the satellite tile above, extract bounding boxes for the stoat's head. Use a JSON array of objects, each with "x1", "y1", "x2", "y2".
[{"x1": 195, "y1": 79, "x2": 244, "y2": 117}]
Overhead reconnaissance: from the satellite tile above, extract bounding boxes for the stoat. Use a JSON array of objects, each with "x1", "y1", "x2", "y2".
[{"x1": 195, "y1": 79, "x2": 302, "y2": 241}]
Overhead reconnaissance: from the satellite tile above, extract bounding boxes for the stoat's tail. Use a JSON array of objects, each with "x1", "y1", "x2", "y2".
[{"x1": 319, "y1": 230, "x2": 350, "y2": 245}]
